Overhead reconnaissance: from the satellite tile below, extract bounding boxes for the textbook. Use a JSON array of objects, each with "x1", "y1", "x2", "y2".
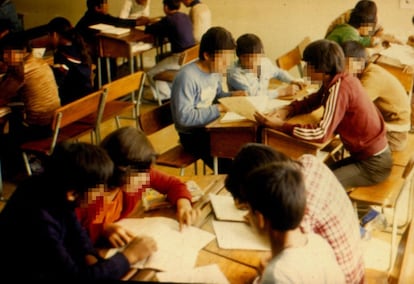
[{"x1": 89, "y1": 23, "x2": 130, "y2": 36}]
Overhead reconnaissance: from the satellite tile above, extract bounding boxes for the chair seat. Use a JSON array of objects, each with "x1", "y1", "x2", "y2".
[
  {"x1": 156, "y1": 145, "x2": 199, "y2": 169},
  {"x1": 349, "y1": 165, "x2": 405, "y2": 207}
]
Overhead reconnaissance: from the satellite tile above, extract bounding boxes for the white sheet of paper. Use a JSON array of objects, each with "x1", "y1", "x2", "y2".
[
  {"x1": 209, "y1": 194, "x2": 247, "y2": 222},
  {"x1": 219, "y1": 96, "x2": 269, "y2": 121},
  {"x1": 212, "y1": 220, "x2": 271, "y2": 251},
  {"x1": 110, "y1": 217, "x2": 215, "y2": 271},
  {"x1": 156, "y1": 264, "x2": 230, "y2": 284},
  {"x1": 89, "y1": 23, "x2": 115, "y2": 31},
  {"x1": 379, "y1": 43, "x2": 414, "y2": 66},
  {"x1": 220, "y1": 111, "x2": 248, "y2": 123}
]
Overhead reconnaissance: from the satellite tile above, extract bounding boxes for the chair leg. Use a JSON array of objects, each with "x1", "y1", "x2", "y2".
[
  {"x1": 179, "y1": 167, "x2": 185, "y2": 176},
  {"x1": 0, "y1": 159, "x2": 5, "y2": 201},
  {"x1": 193, "y1": 162, "x2": 198, "y2": 175},
  {"x1": 22, "y1": 152, "x2": 32, "y2": 176}
]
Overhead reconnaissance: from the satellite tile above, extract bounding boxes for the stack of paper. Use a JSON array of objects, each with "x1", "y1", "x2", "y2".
[
  {"x1": 89, "y1": 23, "x2": 130, "y2": 36},
  {"x1": 209, "y1": 194, "x2": 246, "y2": 222}
]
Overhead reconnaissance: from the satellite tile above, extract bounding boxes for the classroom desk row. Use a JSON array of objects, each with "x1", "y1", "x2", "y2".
[
  {"x1": 206, "y1": 107, "x2": 333, "y2": 175},
  {"x1": 124, "y1": 174, "x2": 263, "y2": 284}
]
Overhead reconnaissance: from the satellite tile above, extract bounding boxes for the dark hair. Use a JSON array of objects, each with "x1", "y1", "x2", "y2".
[
  {"x1": 199, "y1": 26, "x2": 236, "y2": 60},
  {"x1": 243, "y1": 162, "x2": 306, "y2": 231},
  {"x1": 349, "y1": 0, "x2": 377, "y2": 28},
  {"x1": 100, "y1": 127, "x2": 157, "y2": 187},
  {"x1": 87, "y1": 0, "x2": 107, "y2": 10},
  {"x1": 47, "y1": 17, "x2": 92, "y2": 65},
  {"x1": 225, "y1": 143, "x2": 294, "y2": 202},
  {"x1": 45, "y1": 141, "x2": 113, "y2": 194},
  {"x1": 163, "y1": 0, "x2": 181, "y2": 10},
  {"x1": 340, "y1": 40, "x2": 368, "y2": 69},
  {"x1": 302, "y1": 39, "x2": 345, "y2": 76},
  {"x1": 236, "y1": 33, "x2": 264, "y2": 57}
]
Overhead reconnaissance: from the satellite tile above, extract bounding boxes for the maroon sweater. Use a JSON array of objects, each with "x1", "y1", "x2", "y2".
[{"x1": 281, "y1": 72, "x2": 387, "y2": 160}]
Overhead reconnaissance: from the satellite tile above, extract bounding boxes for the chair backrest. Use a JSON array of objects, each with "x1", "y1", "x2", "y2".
[
  {"x1": 49, "y1": 89, "x2": 106, "y2": 149},
  {"x1": 178, "y1": 44, "x2": 200, "y2": 66},
  {"x1": 138, "y1": 101, "x2": 173, "y2": 135},
  {"x1": 103, "y1": 71, "x2": 145, "y2": 102},
  {"x1": 276, "y1": 36, "x2": 311, "y2": 77}
]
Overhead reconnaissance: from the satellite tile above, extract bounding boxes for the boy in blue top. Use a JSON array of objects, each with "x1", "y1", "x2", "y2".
[
  {"x1": 170, "y1": 26, "x2": 246, "y2": 174},
  {"x1": 227, "y1": 33, "x2": 305, "y2": 99}
]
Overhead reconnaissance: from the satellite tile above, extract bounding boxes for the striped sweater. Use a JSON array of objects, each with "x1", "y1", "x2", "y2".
[{"x1": 281, "y1": 72, "x2": 388, "y2": 160}]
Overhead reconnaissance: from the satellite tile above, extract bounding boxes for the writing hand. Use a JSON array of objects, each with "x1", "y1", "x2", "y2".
[
  {"x1": 123, "y1": 235, "x2": 158, "y2": 264},
  {"x1": 103, "y1": 223, "x2": 135, "y2": 248},
  {"x1": 176, "y1": 198, "x2": 200, "y2": 231}
]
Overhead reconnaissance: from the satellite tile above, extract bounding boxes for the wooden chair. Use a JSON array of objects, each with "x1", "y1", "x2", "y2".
[
  {"x1": 276, "y1": 36, "x2": 311, "y2": 77},
  {"x1": 138, "y1": 102, "x2": 202, "y2": 176},
  {"x1": 81, "y1": 71, "x2": 146, "y2": 143},
  {"x1": 349, "y1": 154, "x2": 414, "y2": 272},
  {"x1": 20, "y1": 89, "x2": 107, "y2": 176},
  {"x1": 151, "y1": 44, "x2": 200, "y2": 105}
]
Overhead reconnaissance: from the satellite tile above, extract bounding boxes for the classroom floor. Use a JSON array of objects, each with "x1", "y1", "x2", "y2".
[{"x1": 0, "y1": 88, "x2": 410, "y2": 280}]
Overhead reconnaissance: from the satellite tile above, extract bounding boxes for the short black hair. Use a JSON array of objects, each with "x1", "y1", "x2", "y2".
[
  {"x1": 243, "y1": 162, "x2": 306, "y2": 231},
  {"x1": 340, "y1": 40, "x2": 368, "y2": 62},
  {"x1": 225, "y1": 143, "x2": 293, "y2": 202},
  {"x1": 303, "y1": 39, "x2": 345, "y2": 76},
  {"x1": 199, "y1": 26, "x2": 236, "y2": 60},
  {"x1": 236, "y1": 33, "x2": 264, "y2": 57},
  {"x1": 163, "y1": 0, "x2": 181, "y2": 10}
]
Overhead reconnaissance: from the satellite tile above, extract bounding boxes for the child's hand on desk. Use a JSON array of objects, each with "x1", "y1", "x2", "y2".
[
  {"x1": 103, "y1": 223, "x2": 135, "y2": 248},
  {"x1": 123, "y1": 235, "x2": 158, "y2": 264},
  {"x1": 254, "y1": 111, "x2": 284, "y2": 129},
  {"x1": 176, "y1": 198, "x2": 200, "y2": 231}
]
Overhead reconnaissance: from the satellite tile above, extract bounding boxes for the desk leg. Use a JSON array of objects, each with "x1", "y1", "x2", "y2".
[
  {"x1": 0, "y1": 159, "x2": 5, "y2": 201},
  {"x1": 213, "y1": 157, "x2": 218, "y2": 175},
  {"x1": 106, "y1": 58, "x2": 111, "y2": 83},
  {"x1": 97, "y1": 58, "x2": 102, "y2": 89}
]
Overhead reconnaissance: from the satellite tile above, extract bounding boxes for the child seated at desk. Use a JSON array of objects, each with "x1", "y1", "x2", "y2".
[
  {"x1": 0, "y1": 141, "x2": 157, "y2": 282},
  {"x1": 243, "y1": 161, "x2": 345, "y2": 283},
  {"x1": 170, "y1": 26, "x2": 246, "y2": 174},
  {"x1": 225, "y1": 143, "x2": 364, "y2": 283},
  {"x1": 254, "y1": 39, "x2": 392, "y2": 190},
  {"x1": 341, "y1": 40, "x2": 410, "y2": 152},
  {"x1": 227, "y1": 33, "x2": 305, "y2": 99},
  {"x1": 119, "y1": 0, "x2": 151, "y2": 20},
  {"x1": 48, "y1": 16, "x2": 94, "y2": 105},
  {"x1": 76, "y1": 126, "x2": 199, "y2": 248}
]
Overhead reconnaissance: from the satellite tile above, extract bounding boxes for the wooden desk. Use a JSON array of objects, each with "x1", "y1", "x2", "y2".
[
  {"x1": 96, "y1": 28, "x2": 154, "y2": 87},
  {"x1": 206, "y1": 106, "x2": 326, "y2": 174},
  {"x1": 206, "y1": 118, "x2": 259, "y2": 174}
]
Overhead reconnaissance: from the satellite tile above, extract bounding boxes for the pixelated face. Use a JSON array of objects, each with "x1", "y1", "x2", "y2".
[
  {"x1": 3, "y1": 49, "x2": 24, "y2": 74},
  {"x1": 211, "y1": 50, "x2": 235, "y2": 74},
  {"x1": 304, "y1": 63, "x2": 324, "y2": 85},
  {"x1": 345, "y1": 57, "x2": 364, "y2": 76},
  {"x1": 78, "y1": 184, "x2": 106, "y2": 208},
  {"x1": 239, "y1": 53, "x2": 262, "y2": 72},
  {"x1": 360, "y1": 23, "x2": 375, "y2": 36},
  {"x1": 124, "y1": 171, "x2": 150, "y2": 193}
]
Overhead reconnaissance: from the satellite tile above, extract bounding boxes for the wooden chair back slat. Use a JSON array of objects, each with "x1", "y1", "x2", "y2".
[
  {"x1": 179, "y1": 44, "x2": 200, "y2": 66},
  {"x1": 138, "y1": 101, "x2": 173, "y2": 135},
  {"x1": 276, "y1": 36, "x2": 311, "y2": 77},
  {"x1": 103, "y1": 71, "x2": 145, "y2": 102}
]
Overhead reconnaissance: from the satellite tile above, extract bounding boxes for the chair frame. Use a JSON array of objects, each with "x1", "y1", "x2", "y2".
[
  {"x1": 20, "y1": 89, "x2": 107, "y2": 176},
  {"x1": 138, "y1": 102, "x2": 201, "y2": 176},
  {"x1": 349, "y1": 155, "x2": 414, "y2": 272}
]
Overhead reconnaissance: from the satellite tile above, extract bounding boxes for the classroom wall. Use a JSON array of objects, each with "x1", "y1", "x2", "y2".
[{"x1": 12, "y1": 0, "x2": 414, "y2": 64}]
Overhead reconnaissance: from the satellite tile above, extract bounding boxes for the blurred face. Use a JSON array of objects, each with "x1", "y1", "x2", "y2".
[
  {"x1": 208, "y1": 50, "x2": 235, "y2": 74},
  {"x1": 345, "y1": 57, "x2": 365, "y2": 76},
  {"x1": 78, "y1": 184, "x2": 106, "y2": 208},
  {"x1": 123, "y1": 171, "x2": 150, "y2": 193},
  {"x1": 304, "y1": 63, "x2": 325, "y2": 85},
  {"x1": 239, "y1": 53, "x2": 262, "y2": 73},
  {"x1": 3, "y1": 48, "x2": 24, "y2": 75},
  {"x1": 359, "y1": 23, "x2": 375, "y2": 37}
]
